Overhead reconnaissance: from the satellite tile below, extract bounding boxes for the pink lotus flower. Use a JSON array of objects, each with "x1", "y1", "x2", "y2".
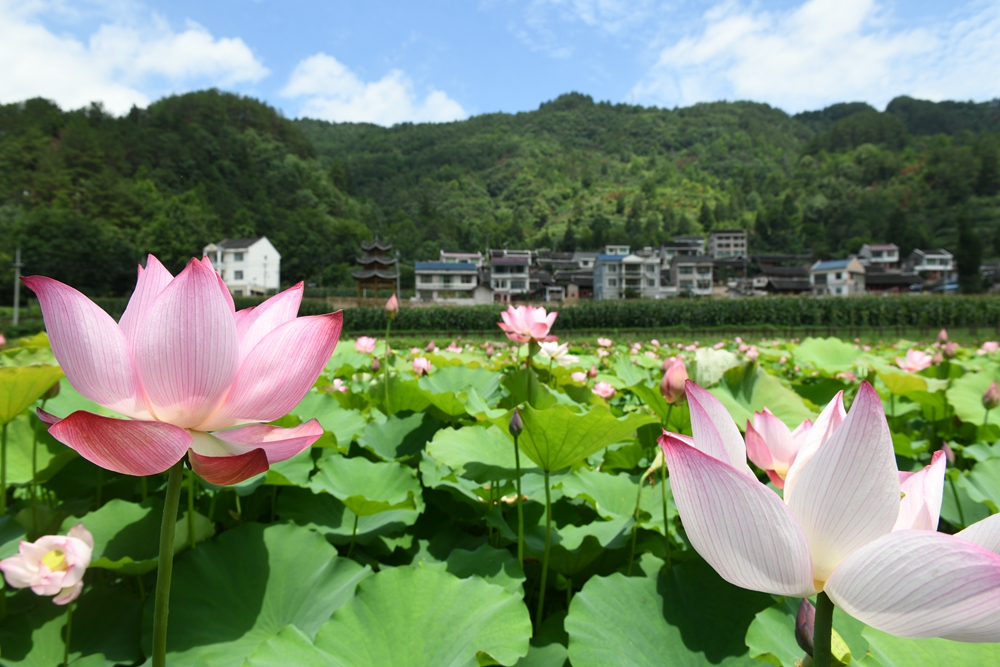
[
  {"x1": 385, "y1": 294, "x2": 399, "y2": 319},
  {"x1": 596, "y1": 349, "x2": 610, "y2": 358},
  {"x1": 0, "y1": 524, "x2": 93, "y2": 604},
  {"x1": 592, "y1": 381, "x2": 616, "y2": 399},
  {"x1": 745, "y1": 346, "x2": 759, "y2": 361},
  {"x1": 497, "y1": 305, "x2": 557, "y2": 344},
  {"x1": 0, "y1": 334, "x2": 6, "y2": 347},
  {"x1": 354, "y1": 336, "x2": 377, "y2": 354},
  {"x1": 410, "y1": 347, "x2": 422, "y2": 355},
  {"x1": 445, "y1": 342, "x2": 463, "y2": 353},
  {"x1": 938, "y1": 329, "x2": 949, "y2": 343},
  {"x1": 660, "y1": 381, "x2": 1000, "y2": 641},
  {"x1": 713, "y1": 341, "x2": 725, "y2": 349},
  {"x1": 980, "y1": 341, "x2": 1000, "y2": 355},
  {"x1": 571, "y1": 371, "x2": 587, "y2": 383},
  {"x1": 413, "y1": 357, "x2": 432, "y2": 376},
  {"x1": 745, "y1": 407, "x2": 816, "y2": 489},
  {"x1": 330, "y1": 379, "x2": 349, "y2": 394},
  {"x1": 896, "y1": 349, "x2": 933, "y2": 373},
  {"x1": 660, "y1": 357, "x2": 688, "y2": 404},
  {"x1": 650, "y1": 339, "x2": 660, "y2": 347},
  {"x1": 25, "y1": 256, "x2": 341, "y2": 486},
  {"x1": 597, "y1": 337, "x2": 613, "y2": 347}
]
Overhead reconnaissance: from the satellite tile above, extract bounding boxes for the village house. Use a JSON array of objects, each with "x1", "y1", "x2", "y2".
[
  {"x1": 707, "y1": 230, "x2": 748, "y2": 258},
  {"x1": 202, "y1": 237, "x2": 280, "y2": 297},
  {"x1": 810, "y1": 258, "x2": 866, "y2": 296}
]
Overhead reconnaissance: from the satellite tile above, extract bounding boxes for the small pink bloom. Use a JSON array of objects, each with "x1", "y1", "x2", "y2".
[
  {"x1": 587, "y1": 365, "x2": 599, "y2": 379},
  {"x1": 410, "y1": 347, "x2": 422, "y2": 355},
  {"x1": 745, "y1": 346, "x2": 759, "y2": 361},
  {"x1": 745, "y1": 407, "x2": 819, "y2": 489},
  {"x1": 330, "y1": 379, "x2": 348, "y2": 394},
  {"x1": 446, "y1": 342, "x2": 463, "y2": 353},
  {"x1": 836, "y1": 371, "x2": 857, "y2": 382},
  {"x1": 981, "y1": 341, "x2": 1000, "y2": 354},
  {"x1": 895, "y1": 349, "x2": 933, "y2": 373},
  {"x1": 734, "y1": 336, "x2": 742, "y2": 344},
  {"x1": 713, "y1": 341, "x2": 725, "y2": 349},
  {"x1": 862, "y1": 345, "x2": 871, "y2": 352},
  {"x1": 684, "y1": 344, "x2": 697, "y2": 352},
  {"x1": 984, "y1": 381, "x2": 1000, "y2": 411},
  {"x1": 938, "y1": 329, "x2": 949, "y2": 344},
  {"x1": 0, "y1": 524, "x2": 93, "y2": 605},
  {"x1": 597, "y1": 337, "x2": 613, "y2": 347},
  {"x1": 943, "y1": 342, "x2": 959, "y2": 359},
  {"x1": 24, "y1": 256, "x2": 340, "y2": 486},
  {"x1": 592, "y1": 381, "x2": 616, "y2": 399},
  {"x1": 497, "y1": 305, "x2": 558, "y2": 344},
  {"x1": 660, "y1": 357, "x2": 689, "y2": 404},
  {"x1": 385, "y1": 294, "x2": 399, "y2": 319},
  {"x1": 0, "y1": 334, "x2": 6, "y2": 347},
  {"x1": 650, "y1": 339, "x2": 660, "y2": 347},
  {"x1": 644, "y1": 350, "x2": 658, "y2": 359},
  {"x1": 354, "y1": 336, "x2": 377, "y2": 354},
  {"x1": 779, "y1": 356, "x2": 787, "y2": 365},
  {"x1": 413, "y1": 357, "x2": 432, "y2": 376},
  {"x1": 597, "y1": 349, "x2": 609, "y2": 358},
  {"x1": 425, "y1": 340, "x2": 438, "y2": 352},
  {"x1": 571, "y1": 371, "x2": 587, "y2": 383}
]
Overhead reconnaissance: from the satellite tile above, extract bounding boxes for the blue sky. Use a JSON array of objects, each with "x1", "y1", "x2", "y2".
[{"x1": 2, "y1": 0, "x2": 998, "y2": 124}]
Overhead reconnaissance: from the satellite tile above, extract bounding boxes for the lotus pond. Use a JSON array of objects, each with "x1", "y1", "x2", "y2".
[{"x1": 3, "y1": 329, "x2": 1000, "y2": 666}]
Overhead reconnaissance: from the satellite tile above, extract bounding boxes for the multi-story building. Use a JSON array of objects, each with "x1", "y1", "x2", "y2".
[
  {"x1": 414, "y1": 261, "x2": 492, "y2": 304},
  {"x1": 439, "y1": 251, "x2": 484, "y2": 267},
  {"x1": 489, "y1": 251, "x2": 532, "y2": 303},
  {"x1": 810, "y1": 258, "x2": 866, "y2": 296},
  {"x1": 202, "y1": 237, "x2": 280, "y2": 297},
  {"x1": 661, "y1": 237, "x2": 705, "y2": 267},
  {"x1": 905, "y1": 249, "x2": 955, "y2": 281},
  {"x1": 671, "y1": 255, "x2": 714, "y2": 297},
  {"x1": 707, "y1": 230, "x2": 748, "y2": 258},
  {"x1": 858, "y1": 243, "x2": 900, "y2": 270},
  {"x1": 572, "y1": 251, "x2": 598, "y2": 270},
  {"x1": 594, "y1": 246, "x2": 672, "y2": 299}
]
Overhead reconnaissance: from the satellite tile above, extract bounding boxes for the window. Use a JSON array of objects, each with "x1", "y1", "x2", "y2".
[
  {"x1": 443, "y1": 276, "x2": 453, "y2": 286},
  {"x1": 234, "y1": 271, "x2": 244, "y2": 280},
  {"x1": 835, "y1": 272, "x2": 843, "y2": 280},
  {"x1": 511, "y1": 280, "x2": 526, "y2": 289},
  {"x1": 680, "y1": 267, "x2": 693, "y2": 275},
  {"x1": 837, "y1": 287, "x2": 843, "y2": 295},
  {"x1": 608, "y1": 265, "x2": 618, "y2": 273},
  {"x1": 646, "y1": 279, "x2": 655, "y2": 287},
  {"x1": 680, "y1": 280, "x2": 693, "y2": 288},
  {"x1": 233, "y1": 289, "x2": 243, "y2": 296},
  {"x1": 608, "y1": 278, "x2": 618, "y2": 287},
  {"x1": 420, "y1": 275, "x2": 431, "y2": 284},
  {"x1": 234, "y1": 253, "x2": 244, "y2": 262},
  {"x1": 461, "y1": 276, "x2": 472, "y2": 284}
]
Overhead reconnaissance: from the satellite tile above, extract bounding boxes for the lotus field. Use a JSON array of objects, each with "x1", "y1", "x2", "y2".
[{"x1": 3, "y1": 259, "x2": 1000, "y2": 666}]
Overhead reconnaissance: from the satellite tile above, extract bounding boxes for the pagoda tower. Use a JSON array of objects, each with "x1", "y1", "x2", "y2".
[{"x1": 351, "y1": 236, "x2": 399, "y2": 298}]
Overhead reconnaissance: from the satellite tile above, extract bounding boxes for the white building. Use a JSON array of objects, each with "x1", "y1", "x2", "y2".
[
  {"x1": 707, "y1": 230, "x2": 748, "y2": 258},
  {"x1": 905, "y1": 249, "x2": 955, "y2": 280},
  {"x1": 671, "y1": 255, "x2": 714, "y2": 297},
  {"x1": 439, "y1": 251, "x2": 484, "y2": 267},
  {"x1": 414, "y1": 261, "x2": 492, "y2": 304},
  {"x1": 489, "y1": 251, "x2": 532, "y2": 303},
  {"x1": 858, "y1": 244, "x2": 900, "y2": 269},
  {"x1": 202, "y1": 237, "x2": 280, "y2": 297},
  {"x1": 594, "y1": 245, "x2": 673, "y2": 299},
  {"x1": 810, "y1": 258, "x2": 866, "y2": 296}
]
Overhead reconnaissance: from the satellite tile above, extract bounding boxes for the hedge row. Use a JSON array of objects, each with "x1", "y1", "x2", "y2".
[{"x1": 85, "y1": 295, "x2": 1000, "y2": 334}]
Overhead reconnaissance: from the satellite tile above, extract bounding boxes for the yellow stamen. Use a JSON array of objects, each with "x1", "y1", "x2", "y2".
[{"x1": 41, "y1": 549, "x2": 68, "y2": 572}]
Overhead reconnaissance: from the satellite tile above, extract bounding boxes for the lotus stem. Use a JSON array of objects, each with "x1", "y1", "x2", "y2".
[
  {"x1": 347, "y1": 514, "x2": 359, "y2": 557},
  {"x1": 950, "y1": 474, "x2": 967, "y2": 527},
  {"x1": 513, "y1": 433, "x2": 524, "y2": 569},
  {"x1": 31, "y1": 399, "x2": 45, "y2": 536},
  {"x1": 95, "y1": 469, "x2": 103, "y2": 508},
  {"x1": 383, "y1": 322, "x2": 392, "y2": 415},
  {"x1": 536, "y1": 469, "x2": 553, "y2": 627},
  {"x1": 626, "y1": 468, "x2": 653, "y2": 576},
  {"x1": 141, "y1": 476, "x2": 148, "y2": 501},
  {"x1": 187, "y1": 472, "x2": 196, "y2": 550},
  {"x1": 152, "y1": 460, "x2": 185, "y2": 667},
  {"x1": 63, "y1": 601, "x2": 73, "y2": 667},
  {"x1": 1, "y1": 421, "x2": 7, "y2": 515},
  {"x1": 662, "y1": 403, "x2": 674, "y2": 567},
  {"x1": 813, "y1": 592, "x2": 834, "y2": 667}
]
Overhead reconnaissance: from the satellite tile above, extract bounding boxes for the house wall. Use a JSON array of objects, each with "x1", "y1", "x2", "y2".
[{"x1": 211, "y1": 238, "x2": 281, "y2": 296}]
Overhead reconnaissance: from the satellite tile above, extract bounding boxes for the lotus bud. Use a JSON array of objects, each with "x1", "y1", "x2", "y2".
[
  {"x1": 42, "y1": 381, "x2": 61, "y2": 400},
  {"x1": 795, "y1": 598, "x2": 816, "y2": 657},
  {"x1": 587, "y1": 365, "x2": 598, "y2": 379},
  {"x1": 938, "y1": 328, "x2": 948, "y2": 343},
  {"x1": 371, "y1": 358, "x2": 380, "y2": 372},
  {"x1": 933, "y1": 352, "x2": 943, "y2": 365},
  {"x1": 509, "y1": 408, "x2": 523, "y2": 438},
  {"x1": 385, "y1": 294, "x2": 399, "y2": 320},
  {"x1": 660, "y1": 357, "x2": 689, "y2": 404},
  {"x1": 984, "y1": 381, "x2": 1000, "y2": 411},
  {"x1": 943, "y1": 342, "x2": 959, "y2": 359},
  {"x1": 425, "y1": 340, "x2": 437, "y2": 353},
  {"x1": 942, "y1": 442, "x2": 956, "y2": 466},
  {"x1": 0, "y1": 334, "x2": 6, "y2": 347}
]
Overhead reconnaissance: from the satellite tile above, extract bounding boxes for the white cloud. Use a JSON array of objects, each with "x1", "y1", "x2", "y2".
[
  {"x1": 280, "y1": 53, "x2": 467, "y2": 126},
  {"x1": 631, "y1": 0, "x2": 1000, "y2": 112},
  {"x1": 512, "y1": 0, "x2": 660, "y2": 58},
  {"x1": 0, "y1": 2, "x2": 268, "y2": 114}
]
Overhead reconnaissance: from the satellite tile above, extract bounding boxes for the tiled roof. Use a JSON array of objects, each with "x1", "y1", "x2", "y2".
[
  {"x1": 813, "y1": 259, "x2": 852, "y2": 271},
  {"x1": 415, "y1": 262, "x2": 478, "y2": 271}
]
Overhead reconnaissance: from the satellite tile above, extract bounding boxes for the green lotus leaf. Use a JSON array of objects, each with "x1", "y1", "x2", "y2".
[
  {"x1": 710, "y1": 364, "x2": 815, "y2": 429},
  {"x1": 358, "y1": 411, "x2": 442, "y2": 461},
  {"x1": 946, "y1": 365, "x2": 1000, "y2": 426},
  {"x1": 0, "y1": 365, "x2": 64, "y2": 425},
  {"x1": 310, "y1": 454, "x2": 421, "y2": 516},
  {"x1": 793, "y1": 337, "x2": 862, "y2": 374}
]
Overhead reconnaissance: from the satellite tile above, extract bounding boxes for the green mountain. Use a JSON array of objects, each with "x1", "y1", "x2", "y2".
[{"x1": 0, "y1": 89, "x2": 997, "y2": 298}]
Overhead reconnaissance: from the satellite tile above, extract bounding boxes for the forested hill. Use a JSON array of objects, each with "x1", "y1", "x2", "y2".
[{"x1": 0, "y1": 89, "x2": 997, "y2": 298}]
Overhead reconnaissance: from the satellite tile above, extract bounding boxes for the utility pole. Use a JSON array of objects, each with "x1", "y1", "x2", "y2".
[
  {"x1": 12, "y1": 247, "x2": 22, "y2": 325},
  {"x1": 395, "y1": 249, "x2": 401, "y2": 297}
]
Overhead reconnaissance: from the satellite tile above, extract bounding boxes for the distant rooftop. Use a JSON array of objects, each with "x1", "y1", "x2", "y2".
[
  {"x1": 415, "y1": 262, "x2": 478, "y2": 271},
  {"x1": 596, "y1": 254, "x2": 625, "y2": 262},
  {"x1": 215, "y1": 237, "x2": 262, "y2": 250},
  {"x1": 813, "y1": 259, "x2": 852, "y2": 271}
]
